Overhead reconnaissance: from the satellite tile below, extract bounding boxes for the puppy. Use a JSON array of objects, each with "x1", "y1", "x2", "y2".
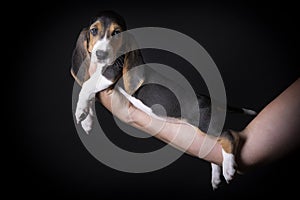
[{"x1": 71, "y1": 10, "x2": 256, "y2": 189}]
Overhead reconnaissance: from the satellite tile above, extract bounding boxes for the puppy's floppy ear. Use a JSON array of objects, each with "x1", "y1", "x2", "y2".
[
  {"x1": 122, "y1": 35, "x2": 145, "y2": 95},
  {"x1": 70, "y1": 28, "x2": 90, "y2": 86}
]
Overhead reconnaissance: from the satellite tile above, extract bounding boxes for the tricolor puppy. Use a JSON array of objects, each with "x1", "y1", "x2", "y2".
[{"x1": 71, "y1": 10, "x2": 256, "y2": 189}]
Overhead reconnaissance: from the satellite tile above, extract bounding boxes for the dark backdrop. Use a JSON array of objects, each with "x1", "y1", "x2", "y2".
[{"x1": 13, "y1": 0, "x2": 299, "y2": 199}]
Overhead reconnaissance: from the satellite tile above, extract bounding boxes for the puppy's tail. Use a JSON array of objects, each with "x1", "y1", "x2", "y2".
[
  {"x1": 228, "y1": 106, "x2": 257, "y2": 116},
  {"x1": 242, "y1": 108, "x2": 257, "y2": 115}
]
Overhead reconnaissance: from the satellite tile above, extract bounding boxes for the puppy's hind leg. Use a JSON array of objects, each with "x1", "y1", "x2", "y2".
[
  {"x1": 211, "y1": 163, "x2": 222, "y2": 190},
  {"x1": 218, "y1": 130, "x2": 239, "y2": 183}
]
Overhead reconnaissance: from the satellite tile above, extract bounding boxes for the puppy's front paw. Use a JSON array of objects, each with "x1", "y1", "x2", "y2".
[
  {"x1": 222, "y1": 149, "x2": 236, "y2": 183},
  {"x1": 75, "y1": 101, "x2": 90, "y2": 124},
  {"x1": 81, "y1": 113, "x2": 94, "y2": 134}
]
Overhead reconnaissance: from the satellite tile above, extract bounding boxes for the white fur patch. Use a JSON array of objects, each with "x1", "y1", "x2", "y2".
[
  {"x1": 91, "y1": 36, "x2": 114, "y2": 65},
  {"x1": 92, "y1": 37, "x2": 110, "y2": 52},
  {"x1": 96, "y1": 76, "x2": 113, "y2": 91}
]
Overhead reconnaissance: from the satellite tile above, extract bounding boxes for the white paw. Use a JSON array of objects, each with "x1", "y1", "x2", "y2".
[
  {"x1": 222, "y1": 149, "x2": 236, "y2": 183},
  {"x1": 211, "y1": 163, "x2": 222, "y2": 190},
  {"x1": 75, "y1": 100, "x2": 90, "y2": 124},
  {"x1": 81, "y1": 114, "x2": 93, "y2": 134},
  {"x1": 81, "y1": 107, "x2": 95, "y2": 134}
]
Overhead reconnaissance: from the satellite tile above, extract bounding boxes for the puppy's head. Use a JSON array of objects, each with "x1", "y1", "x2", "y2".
[
  {"x1": 88, "y1": 11, "x2": 126, "y2": 70},
  {"x1": 71, "y1": 10, "x2": 145, "y2": 94}
]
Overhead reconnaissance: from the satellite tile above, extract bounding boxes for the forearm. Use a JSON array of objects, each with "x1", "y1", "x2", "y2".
[
  {"x1": 128, "y1": 105, "x2": 224, "y2": 164},
  {"x1": 238, "y1": 78, "x2": 300, "y2": 171}
]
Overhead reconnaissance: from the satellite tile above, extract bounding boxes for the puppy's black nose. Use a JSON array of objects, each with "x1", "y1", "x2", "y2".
[{"x1": 96, "y1": 50, "x2": 108, "y2": 60}]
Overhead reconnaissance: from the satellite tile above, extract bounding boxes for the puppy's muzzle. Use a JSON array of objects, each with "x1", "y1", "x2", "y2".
[{"x1": 96, "y1": 50, "x2": 109, "y2": 60}]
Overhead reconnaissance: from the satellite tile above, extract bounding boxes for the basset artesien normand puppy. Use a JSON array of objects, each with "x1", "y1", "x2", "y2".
[{"x1": 71, "y1": 10, "x2": 256, "y2": 189}]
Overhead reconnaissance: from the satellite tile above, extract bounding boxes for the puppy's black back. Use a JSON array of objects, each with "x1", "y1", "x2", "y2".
[
  {"x1": 133, "y1": 77, "x2": 214, "y2": 133},
  {"x1": 133, "y1": 83, "x2": 182, "y2": 118}
]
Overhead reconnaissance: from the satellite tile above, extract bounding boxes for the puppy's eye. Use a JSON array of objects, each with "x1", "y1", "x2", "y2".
[
  {"x1": 112, "y1": 29, "x2": 121, "y2": 36},
  {"x1": 90, "y1": 28, "x2": 98, "y2": 36}
]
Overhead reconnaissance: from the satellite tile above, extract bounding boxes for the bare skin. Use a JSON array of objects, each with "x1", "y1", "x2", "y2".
[{"x1": 96, "y1": 78, "x2": 300, "y2": 172}]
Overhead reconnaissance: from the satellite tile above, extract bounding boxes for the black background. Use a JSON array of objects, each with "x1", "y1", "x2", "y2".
[{"x1": 13, "y1": 0, "x2": 299, "y2": 199}]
